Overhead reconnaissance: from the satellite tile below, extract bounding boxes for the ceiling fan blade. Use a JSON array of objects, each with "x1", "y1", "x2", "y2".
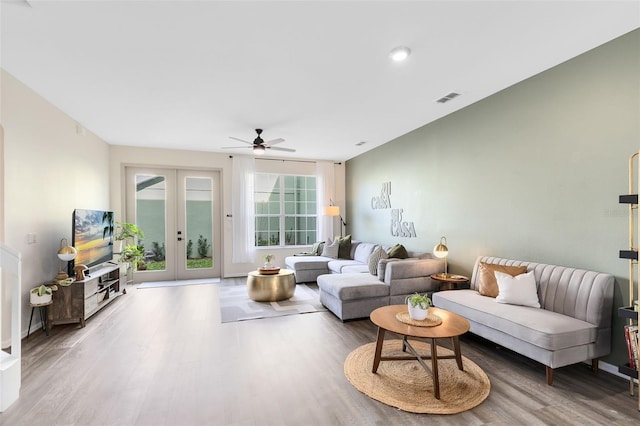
[
  {"x1": 265, "y1": 138, "x2": 285, "y2": 146},
  {"x1": 229, "y1": 136, "x2": 253, "y2": 145},
  {"x1": 268, "y1": 146, "x2": 296, "y2": 153},
  {"x1": 222, "y1": 146, "x2": 252, "y2": 149}
]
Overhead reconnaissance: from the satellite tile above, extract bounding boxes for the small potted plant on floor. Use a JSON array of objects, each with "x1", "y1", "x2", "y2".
[{"x1": 406, "y1": 292, "x2": 431, "y2": 320}]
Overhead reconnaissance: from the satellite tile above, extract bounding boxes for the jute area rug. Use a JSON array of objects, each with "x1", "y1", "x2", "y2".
[
  {"x1": 219, "y1": 283, "x2": 327, "y2": 323},
  {"x1": 344, "y1": 339, "x2": 490, "y2": 414}
]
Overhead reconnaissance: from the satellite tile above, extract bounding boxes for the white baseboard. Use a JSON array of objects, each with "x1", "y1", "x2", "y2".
[{"x1": 598, "y1": 360, "x2": 638, "y2": 383}]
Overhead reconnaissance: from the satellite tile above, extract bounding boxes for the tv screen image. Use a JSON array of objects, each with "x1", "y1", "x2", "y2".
[{"x1": 72, "y1": 209, "x2": 114, "y2": 270}]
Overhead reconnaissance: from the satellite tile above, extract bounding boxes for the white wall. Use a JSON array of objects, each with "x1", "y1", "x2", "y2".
[
  {"x1": 0, "y1": 69, "x2": 111, "y2": 344},
  {"x1": 109, "y1": 147, "x2": 345, "y2": 277}
]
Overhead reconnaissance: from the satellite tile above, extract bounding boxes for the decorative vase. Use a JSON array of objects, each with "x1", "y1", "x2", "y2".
[
  {"x1": 408, "y1": 301, "x2": 428, "y2": 320},
  {"x1": 264, "y1": 262, "x2": 273, "y2": 269}
]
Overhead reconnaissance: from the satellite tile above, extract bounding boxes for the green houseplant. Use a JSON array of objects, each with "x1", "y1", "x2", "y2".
[
  {"x1": 114, "y1": 222, "x2": 144, "y2": 253},
  {"x1": 119, "y1": 244, "x2": 145, "y2": 270},
  {"x1": 30, "y1": 284, "x2": 58, "y2": 305},
  {"x1": 405, "y1": 292, "x2": 431, "y2": 320}
]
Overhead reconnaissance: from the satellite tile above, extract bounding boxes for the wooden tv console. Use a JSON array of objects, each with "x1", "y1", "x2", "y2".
[{"x1": 47, "y1": 263, "x2": 123, "y2": 331}]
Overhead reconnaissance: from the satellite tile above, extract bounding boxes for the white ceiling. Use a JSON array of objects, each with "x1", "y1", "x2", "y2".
[{"x1": 1, "y1": 1, "x2": 639, "y2": 161}]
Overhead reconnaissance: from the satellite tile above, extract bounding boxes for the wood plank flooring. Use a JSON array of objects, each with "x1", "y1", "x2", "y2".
[{"x1": 2, "y1": 277, "x2": 639, "y2": 425}]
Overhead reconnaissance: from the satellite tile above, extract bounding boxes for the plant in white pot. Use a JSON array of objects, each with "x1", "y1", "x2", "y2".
[
  {"x1": 405, "y1": 292, "x2": 431, "y2": 320},
  {"x1": 30, "y1": 284, "x2": 58, "y2": 305}
]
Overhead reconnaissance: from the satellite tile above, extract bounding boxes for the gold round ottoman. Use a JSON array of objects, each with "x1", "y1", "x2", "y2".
[{"x1": 247, "y1": 269, "x2": 296, "y2": 302}]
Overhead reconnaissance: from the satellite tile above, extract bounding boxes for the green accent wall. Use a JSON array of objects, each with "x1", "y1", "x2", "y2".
[{"x1": 346, "y1": 29, "x2": 640, "y2": 366}]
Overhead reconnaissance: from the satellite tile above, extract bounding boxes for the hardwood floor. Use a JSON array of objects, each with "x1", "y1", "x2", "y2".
[{"x1": 2, "y1": 277, "x2": 639, "y2": 425}]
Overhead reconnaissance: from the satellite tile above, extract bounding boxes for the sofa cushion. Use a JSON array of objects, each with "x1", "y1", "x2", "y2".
[
  {"x1": 353, "y1": 242, "x2": 377, "y2": 264},
  {"x1": 433, "y1": 290, "x2": 597, "y2": 351},
  {"x1": 495, "y1": 271, "x2": 540, "y2": 308},
  {"x1": 334, "y1": 235, "x2": 352, "y2": 259},
  {"x1": 388, "y1": 243, "x2": 409, "y2": 259},
  {"x1": 342, "y1": 264, "x2": 369, "y2": 273},
  {"x1": 321, "y1": 240, "x2": 339, "y2": 258},
  {"x1": 328, "y1": 259, "x2": 362, "y2": 273},
  {"x1": 478, "y1": 262, "x2": 527, "y2": 297},
  {"x1": 285, "y1": 256, "x2": 333, "y2": 271},
  {"x1": 311, "y1": 241, "x2": 325, "y2": 256},
  {"x1": 368, "y1": 246, "x2": 388, "y2": 275},
  {"x1": 317, "y1": 273, "x2": 389, "y2": 301}
]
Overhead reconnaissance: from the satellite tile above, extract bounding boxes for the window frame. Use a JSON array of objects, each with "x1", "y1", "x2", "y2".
[{"x1": 254, "y1": 173, "x2": 317, "y2": 248}]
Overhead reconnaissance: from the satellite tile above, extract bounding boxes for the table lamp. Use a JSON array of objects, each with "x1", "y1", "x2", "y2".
[
  {"x1": 56, "y1": 238, "x2": 77, "y2": 280},
  {"x1": 433, "y1": 236, "x2": 449, "y2": 277}
]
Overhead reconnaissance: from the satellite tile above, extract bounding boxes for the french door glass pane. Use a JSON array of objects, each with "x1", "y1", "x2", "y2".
[
  {"x1": 185, "y1": 177, "x2": 213, "y2": 270},
  {"x1": 136, "y1": 174, "x2": 166, "y2": 271}
]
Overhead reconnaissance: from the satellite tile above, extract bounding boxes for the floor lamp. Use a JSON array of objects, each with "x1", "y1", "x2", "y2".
[{"x1": 324, "y1": 201, "x2": 347, "y2": 237}]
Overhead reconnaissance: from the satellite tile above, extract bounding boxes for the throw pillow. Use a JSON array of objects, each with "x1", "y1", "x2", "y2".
[
  {"x1": 368, "y1": 246, "x2": 389, "y2": 275},
  {"x1": 388, "y1": 243, "x2": 408, "y2": 259},
  {"x1": 334, "y1": 234, "x2": 352, "y2": 259},
  {"x1": 321, "y1": 239, "x2": 339, "y2": 259},
  {"x1": 311, "y1": 241, "x2": 325, "y2": 256},
  {"x1": 495, "y1": 271, "x2": 541, "y2": 308},
  {"x1": 477, "y1": 262, "x2": 527, "y2": 298}
]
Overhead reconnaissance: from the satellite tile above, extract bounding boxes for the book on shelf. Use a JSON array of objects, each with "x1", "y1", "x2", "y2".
[
  {"x1": 625, "y1": 325, "x2": 639, "y2": 370},
  {"x1": 624, "y1": 325, "x2": 635, "y2": 368}
]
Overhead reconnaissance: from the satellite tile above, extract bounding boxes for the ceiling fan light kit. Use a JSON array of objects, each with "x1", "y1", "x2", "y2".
[{"x1": 223, "y1": 128, "x2": 296, "y2": 155}]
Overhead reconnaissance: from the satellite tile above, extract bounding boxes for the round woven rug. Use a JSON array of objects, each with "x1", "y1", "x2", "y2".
[{"x1": 344, "y1": 339, "x2": 490, "y2": 414}]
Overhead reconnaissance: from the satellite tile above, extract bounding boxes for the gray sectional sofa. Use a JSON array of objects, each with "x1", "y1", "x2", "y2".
[
  {"x1": 285, "y1": 241, "x2": 445, "y2": 321},
  {"x1": 432, "y1": 256, "x2": 614, "y2": 385}
]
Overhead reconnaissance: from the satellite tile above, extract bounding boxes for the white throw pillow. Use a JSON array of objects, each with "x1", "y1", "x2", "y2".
[
  {"x1": 321, "y1": 239, "x2": 339, "y2": 259},
  {"x1": 494, "y1": 271, "x2": 541, "y2": 308}
]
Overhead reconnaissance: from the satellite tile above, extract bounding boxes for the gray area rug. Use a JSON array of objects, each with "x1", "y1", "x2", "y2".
[{"x1": 219, "y1": 283, "x2": 327, "y2": 323}]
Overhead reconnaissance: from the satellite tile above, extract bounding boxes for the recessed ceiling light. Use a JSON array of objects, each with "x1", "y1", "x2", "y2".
[
  {"x1": 355, "y1": 141, "x2": 367, "y2": 146},
  {"x1": 389, "y1": 46, "x2": 411, "y2": 62}
]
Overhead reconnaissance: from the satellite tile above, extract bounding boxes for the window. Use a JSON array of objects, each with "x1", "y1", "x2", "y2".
[{"x1": 255, "y1": 174, "x2": 317, "y2": 247}]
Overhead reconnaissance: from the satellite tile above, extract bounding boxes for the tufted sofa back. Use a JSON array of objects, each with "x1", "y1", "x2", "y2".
[{"x1": 470, "y1": 256, "x2": 615, "y2": 328}]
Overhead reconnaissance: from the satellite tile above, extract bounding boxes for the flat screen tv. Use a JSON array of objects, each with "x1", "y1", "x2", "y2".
[{"x1": 71, "y1": 208, "x2": 114, "y2": 273}]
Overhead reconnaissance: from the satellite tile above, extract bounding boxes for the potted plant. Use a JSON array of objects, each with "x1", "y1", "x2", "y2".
[
  {"x1": 114, "y1": 222, "x2": 144, "y2": 253},
  {"x1": 119, "y1": 244, "x2": 145, "y2": 270},
  {"x1": 263, "y1": 254, "x2": 275, "y2": 269},
  {"x1": 405, "y1": 292, "x2": 431, "y2": 320},
  {"x1": 30, "y1": 284, "x2": 58, "y2": 305}
]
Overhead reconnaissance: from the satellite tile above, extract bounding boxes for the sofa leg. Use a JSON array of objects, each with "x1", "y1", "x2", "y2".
[
  {"x1": 546, "y1": 366, "x2": 554, "y2": 386},
  {"x1": 592, "y1": 358, "x2": 599, "y2": 374}
]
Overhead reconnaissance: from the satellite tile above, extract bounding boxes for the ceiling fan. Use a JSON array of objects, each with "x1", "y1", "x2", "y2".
[{"x1": 223, "y1": 129, "x2": 296, "y2": 155}]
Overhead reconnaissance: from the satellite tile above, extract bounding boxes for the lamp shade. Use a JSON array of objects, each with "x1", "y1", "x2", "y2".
[
  {"x1": 324, "y1": 205, "x2": 340, "y2": 217},
  {"x1": 253, "y1": 145, "x2": 265, "y2": 155},
  {"x1": 433, "y1": 236, "x2": 448, "y2": 259},
  {"x1": 57, "y1": 238, "x2": 77, "y2": 262}
]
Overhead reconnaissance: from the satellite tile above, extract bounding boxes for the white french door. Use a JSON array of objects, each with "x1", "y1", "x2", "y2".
[{"x1": 125, "y1": 167, "x2": 221, "y2": 281}]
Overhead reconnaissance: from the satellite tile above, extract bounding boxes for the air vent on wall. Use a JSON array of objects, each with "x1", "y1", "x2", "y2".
[{"x1": 435, "y1": 92, "x2": 461, "y2": 104}]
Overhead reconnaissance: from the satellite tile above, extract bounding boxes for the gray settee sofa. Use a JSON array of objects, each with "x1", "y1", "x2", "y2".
[
  {"x1": 286, "y1": 241, "x2": 445, "y2": 321},
  {"x1": 432, "y1": 256, "x2": 614, "y2": 385}
]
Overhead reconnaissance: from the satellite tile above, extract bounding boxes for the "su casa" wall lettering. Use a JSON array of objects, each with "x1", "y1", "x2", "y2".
[{"x1": 370, "y1": 182, "x2": 417, "y2": 238}]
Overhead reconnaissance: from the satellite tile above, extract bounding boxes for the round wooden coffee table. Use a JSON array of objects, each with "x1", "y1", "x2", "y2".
[
  {"x1": 247, "y1": 269, "x2": 296, "y2": 302},
  {"x1": 370, "y1": 305, "x2": 470, "y2": 399}
]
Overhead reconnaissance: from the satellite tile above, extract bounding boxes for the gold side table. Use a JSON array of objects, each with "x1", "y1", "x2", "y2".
[{"x1": 247, "y1": 269, "x2": 296, "y2": 302}]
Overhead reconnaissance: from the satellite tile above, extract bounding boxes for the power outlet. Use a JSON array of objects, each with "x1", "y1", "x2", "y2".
[{"x1": 27, "y1": 233, "x2": 37, "y2": 244}]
